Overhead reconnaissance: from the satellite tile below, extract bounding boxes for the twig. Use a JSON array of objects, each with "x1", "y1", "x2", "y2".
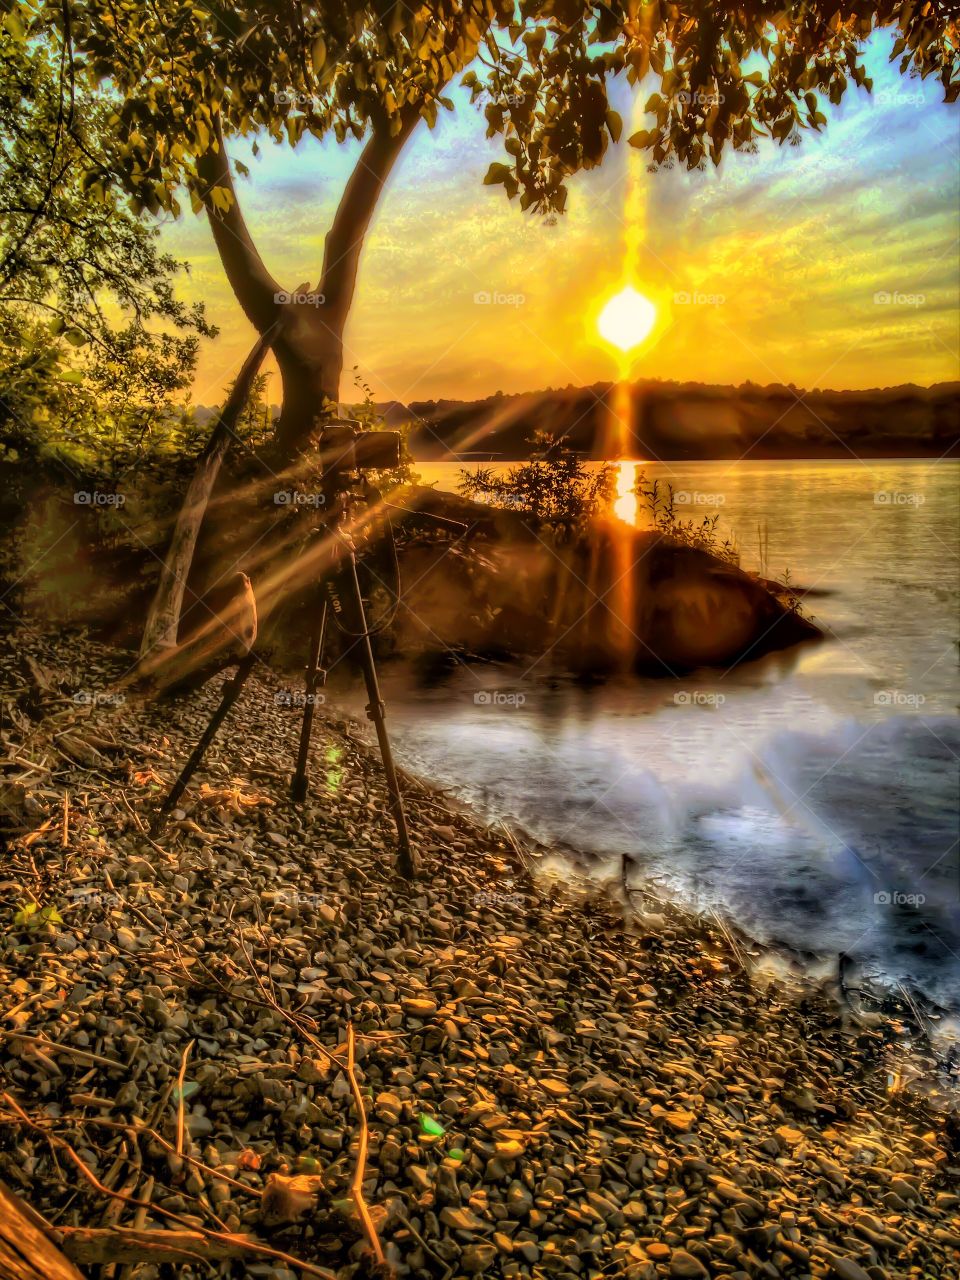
[
  {"x1": 394, "y1": 1210, "x2": 453, "y2": 1279},
  {"x1": 232, "y1": 937, "x2": 385, "y2": 1262},
  {"x1": 499, "y1": 819, "x2": 533, "y2": 875},
  {"x1": 0, "y1": 1093, "x2": 336, "y2": 1279},
  {"x1": 117, "y1": 789, "x2": 173, "y2": 859},
  {"x1": 346, "y1": 1023, "x2": 384, "y2": 1266},
  {"x1": 9, "y1": 755, "x2": 54, "y2": 774},
  {"x1": 711, "y1": 908, "x2": 748, "y2": 973},
  {"x1": 82, "y1": 1119, "x2": 259, "y2": 1198},
  {"x1": 61, "y1": 791, "x2": 69, "y2": 847},
  {"x1": 130, "y1": 1174, "x2": 153, "y2": 1233},
  {"x1": 0, "y1": 1031, "x2": 125, "y2": 1071},
  {"x1": 174, "y1": 1039, "x2": 195, "y2": 1158}
]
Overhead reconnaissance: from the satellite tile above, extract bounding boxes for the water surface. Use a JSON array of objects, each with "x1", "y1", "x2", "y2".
[{"x1": 343, "y1": 461, "x2": 959, "y2": 1006}]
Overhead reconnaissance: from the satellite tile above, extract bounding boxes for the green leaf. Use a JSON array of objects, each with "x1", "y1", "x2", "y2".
[
  {"x1": 483, "y1": 162, "x2": 512, "y2": 186},
  {"x1": 627, "y1": 129, "x2": 658, "y2": 149}
]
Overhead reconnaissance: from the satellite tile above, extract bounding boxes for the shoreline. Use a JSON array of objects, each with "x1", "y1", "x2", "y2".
[
  {"x1": 321, "y1": 671, "x2": 959, "y2": 1052},
  {"x1": 1, "y1": 626, "x2": 958, "y2": 1278}
]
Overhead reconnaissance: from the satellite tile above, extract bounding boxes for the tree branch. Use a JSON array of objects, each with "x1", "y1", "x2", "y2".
[
  {"x1": 320, "y1": 108, "x2": 422, "y2": 329},
  {"x1": 195, "y1": 114, "x2": 281, "y2": 333}
]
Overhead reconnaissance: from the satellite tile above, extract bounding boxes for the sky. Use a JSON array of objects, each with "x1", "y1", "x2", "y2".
[{"x1": 158, "y1": 31, "x2": 960, "y2": 410}]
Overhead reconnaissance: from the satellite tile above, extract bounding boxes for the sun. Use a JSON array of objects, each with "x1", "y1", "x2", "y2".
[{"x1": 596, "y1": 285, "x2": 657, "y2": 354}]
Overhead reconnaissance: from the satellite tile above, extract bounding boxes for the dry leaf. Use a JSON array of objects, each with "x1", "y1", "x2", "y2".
[{"x1": 260, "y1": 1172, "x2": 325, "y2": 1226}]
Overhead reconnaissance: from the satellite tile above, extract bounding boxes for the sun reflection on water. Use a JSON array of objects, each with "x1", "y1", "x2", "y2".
[{"x1": 613, "y1": 461, "x2": 639, "y2": 526}]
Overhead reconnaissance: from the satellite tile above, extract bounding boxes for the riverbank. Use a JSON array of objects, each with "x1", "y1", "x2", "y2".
[{"x1": 1, "y1": 626, "x2": 958, "y2": 1279}]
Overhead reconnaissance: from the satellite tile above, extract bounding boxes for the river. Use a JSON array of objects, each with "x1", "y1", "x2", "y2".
[{"x1": 339, "y1": 459, "x2": 959, "y2": 1010}]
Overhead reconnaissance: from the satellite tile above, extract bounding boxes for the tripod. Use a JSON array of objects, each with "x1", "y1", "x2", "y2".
[{"x1": 152, "y1": 527, "x2": 417, "y2": 879}]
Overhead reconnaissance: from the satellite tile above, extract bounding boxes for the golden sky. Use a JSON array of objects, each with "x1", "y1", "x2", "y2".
[{"x1": 160, "y1": 34, "x2": 960, "y2": 410}]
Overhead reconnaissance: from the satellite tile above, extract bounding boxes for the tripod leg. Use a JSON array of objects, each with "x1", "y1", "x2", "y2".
[
  {"x1": 152, "y1": 652, "x2": 257, "y2": 833},
  {"x1": 291, "y1": 602, "x2": 328, "y2": 802},
  {"x1": 341, "y1": 551, "x2": 418, "y2": 879}
]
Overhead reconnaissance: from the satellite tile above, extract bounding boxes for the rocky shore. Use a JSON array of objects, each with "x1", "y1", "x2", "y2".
[{"x1": 0, "y1": 627, "x2": 957, "y2": 1280}]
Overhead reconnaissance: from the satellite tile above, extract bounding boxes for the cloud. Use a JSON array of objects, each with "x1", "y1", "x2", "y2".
[{"x1": 161, "y1": 31, "x2": 959, "y2": 404}]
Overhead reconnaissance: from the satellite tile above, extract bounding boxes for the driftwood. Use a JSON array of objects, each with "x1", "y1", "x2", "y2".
[
  {"x1": 0, "y1": 1181, "x2": 84, "y2": 1280},
  {"x1": 58, "y1": 1224, "x2": 273, "y2": 1267},
  {"x1": 138, "y1": 331, "x2": 272, "y2": 662}
]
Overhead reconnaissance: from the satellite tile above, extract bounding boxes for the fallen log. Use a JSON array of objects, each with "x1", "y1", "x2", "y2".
[
  {"x1": 0, "y1": 1181, "x2": 84, "y2": 1280},
  {"x1": 58, "y1": 1224, "x2": 259, "y2": 1267}
]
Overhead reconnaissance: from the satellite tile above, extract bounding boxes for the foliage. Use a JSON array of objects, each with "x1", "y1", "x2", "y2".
[
  {"x1": 459, "y1": 432, "x2": 614, "y2": 538},
  {"x1": 346, "y1": 366, "x2": 419, "y2": 489},
  {"x1": 15, "y1": 1, "x2": 955, "y2": 221},
  {"x1": 12, "y1": 901, "x2": 63, "y2": 929},
  {"x1": 635, "y1": 471, "x2": 740, "y2": 564},
  {"x1": 0, "y1": 25, "x2": 213, "y2": 479}
]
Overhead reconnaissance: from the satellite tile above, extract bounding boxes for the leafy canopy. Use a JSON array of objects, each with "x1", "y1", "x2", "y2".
[
  {"x1": 14, "y1": 1, "x2": 959, "y2": 220},
  {"x1": 0, "y1": 23, "x2": 213, "y2": 474}
]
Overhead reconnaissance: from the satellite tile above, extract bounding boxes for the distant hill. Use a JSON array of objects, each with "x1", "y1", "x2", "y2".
[
  {"x1": 395, "y1": 379, "x2": 960, "y2": 461},
  {"x1": 191, "y1": 378, "x2": 960, "y2": 460}
]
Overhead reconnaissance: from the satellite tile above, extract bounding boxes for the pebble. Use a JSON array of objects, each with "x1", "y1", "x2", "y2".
[{"x1": 670, "y1": 1249, "x2": 708, "y2": 1278}]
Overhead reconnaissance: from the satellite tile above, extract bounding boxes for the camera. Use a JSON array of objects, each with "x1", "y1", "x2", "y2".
[{"x1": 318, "y1": 418, "x2": 402, "y2": 476}]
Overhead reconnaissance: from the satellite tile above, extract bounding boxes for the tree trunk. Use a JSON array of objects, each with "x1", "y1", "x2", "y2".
[
  {"x1": 271, "y1": 310, "x2": 344, "y2": 458},
  {"x1": 272, "y1": 108, "x2": 423, "y2": 459},
  {"x1": 138, "y1": 332, "x2": 272, "y2": 661},
  {"x1": 138, "y1": 107, "x2": 424, "y2": 653}
]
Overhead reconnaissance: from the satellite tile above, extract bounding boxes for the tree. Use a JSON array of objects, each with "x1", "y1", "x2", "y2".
[
  {"x1": 0, "y1": 21, "x2": 213, "y2": 477},
  {"x1": 26, "y1": 1, "x2": 957, "y2": 462}
]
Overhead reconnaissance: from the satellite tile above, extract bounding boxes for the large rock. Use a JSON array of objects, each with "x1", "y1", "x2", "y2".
[{"x1": 391, "y1": 488, "x2": 820, "y2": 674}]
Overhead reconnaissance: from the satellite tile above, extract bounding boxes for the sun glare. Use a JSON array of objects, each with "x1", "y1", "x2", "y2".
[{"x1": 596, "y1": 285, "x2": 657, "y2": 354}]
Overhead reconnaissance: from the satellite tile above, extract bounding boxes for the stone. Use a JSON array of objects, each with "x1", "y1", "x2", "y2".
[
  {"x1": 401, "y1": 997, "x2": 438, "y2": 1017},
  {"x1": 461, "y1": 1243, "x2": 497, "y2": 1273},
  {"x1": 670, "y1": 1250, "x2": 708, "y2": 1278},
  {"x1": 439, "y1": 1206, "x2": 486, "y2": 1232},
  {"x1": 829, "y1": 1259, "x2": 873, "y2": 1280}
]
